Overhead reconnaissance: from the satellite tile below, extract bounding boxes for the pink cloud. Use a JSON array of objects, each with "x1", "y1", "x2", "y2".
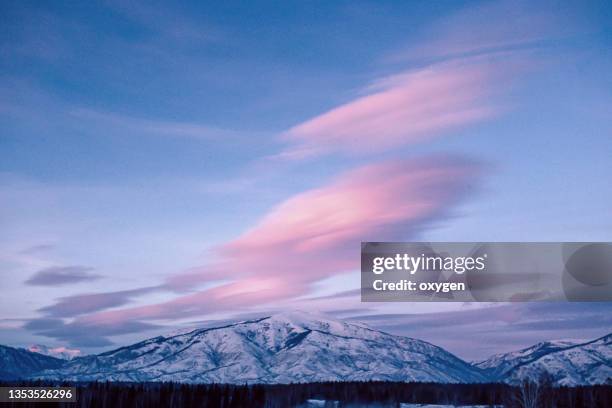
[
  {"x1": 82, "y1": 157, "x2": 479, "y2": 324},
  {"x1": 279, "y1": 62, "x2": 499, "y2": 158}
]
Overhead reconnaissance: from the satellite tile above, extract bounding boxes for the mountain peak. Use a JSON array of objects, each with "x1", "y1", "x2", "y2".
[
  {"x1": 263, "y1": 310, "x2": 346, "y2": 328},
  {"x1": 528, "y1": 339, "x2": 578, "y2": 351}
]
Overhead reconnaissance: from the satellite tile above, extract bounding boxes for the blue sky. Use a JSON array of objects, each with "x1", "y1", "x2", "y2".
[{"x1": 1, "y1": 0, "x2": 611, "y2": 360}]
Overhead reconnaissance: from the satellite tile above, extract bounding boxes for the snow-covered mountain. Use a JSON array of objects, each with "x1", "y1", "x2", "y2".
[
  {"x1": 28, "y1": 344, "x2": 81, "y2": 360},
  {"x1": 3, "y1": 312, "x2": 609, "y2": 385},
  {"x1": 33, "y1": 311, "x2": 486, "y2": 384},
  {"x1": 475, "y1": 340, "x2": 578, "y2": 379},
  {"x1": 476, "y1": 334, "x2": 612, "y2": 386},
  {"x1": 0, "y1": 344, "x2": 65, "y2": 379}
]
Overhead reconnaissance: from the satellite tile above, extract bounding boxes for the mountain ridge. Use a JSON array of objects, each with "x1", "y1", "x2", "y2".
[
  {"x1": 476, "y1": 333, "x2": 611, "y2": 386},
  {"x1": 1, "y1": 312, "x2": 610, "y2": 386}
]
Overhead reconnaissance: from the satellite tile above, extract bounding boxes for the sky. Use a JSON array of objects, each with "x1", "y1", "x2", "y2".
[{"x1": 1, "y1": 0, "x2": 611, "y2": 361}]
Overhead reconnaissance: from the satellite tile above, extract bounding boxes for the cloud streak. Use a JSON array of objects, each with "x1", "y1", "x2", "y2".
[
  {"x1": 69, "y1": 109, "x2": 261, "y2": 142},
  {"x1": 25, "y1": 266, "x2": 101, "y2": 286},
  {"x1": 24, "y1": 317, "x2": 160, "y2": 348},
  {"x1": 38, "y1": 286, "x2": 162, "y2": 317},
  {"x1": 390, "y1": 0, "x2": 583, "y2": 64}
]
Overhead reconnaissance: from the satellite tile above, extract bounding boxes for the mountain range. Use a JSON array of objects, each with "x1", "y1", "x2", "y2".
[{"x1": 2, "y1": 312, "x2": 610, "y2": 386}]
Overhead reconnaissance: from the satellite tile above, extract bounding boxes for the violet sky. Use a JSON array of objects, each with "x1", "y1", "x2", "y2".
[{"x1": 1, "y1": 0, "x2": 611, "y2": 360}]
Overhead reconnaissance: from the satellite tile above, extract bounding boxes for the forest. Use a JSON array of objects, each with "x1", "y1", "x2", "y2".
[{"x1": 1, "y1": 380, "x2": 611, "y2": 407}]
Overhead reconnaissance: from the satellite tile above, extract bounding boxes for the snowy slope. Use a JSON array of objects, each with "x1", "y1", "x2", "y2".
[
  {"x1": 475, "y1": 340, "x2": 578, "y2": 379},
  {"x1": 476, "y1": 334, "x2": 612, "y2": 386},
  {"x1": 33, "y1": 311, "x2": 486, "y2": 384},
  {"x1": 0, "y1": 344, "x2": 65, "y2": 379}
]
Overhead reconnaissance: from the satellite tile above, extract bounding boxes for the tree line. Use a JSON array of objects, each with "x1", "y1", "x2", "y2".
[{"x1": 0, "y1": 379, "x2": 610, "y2": 407}]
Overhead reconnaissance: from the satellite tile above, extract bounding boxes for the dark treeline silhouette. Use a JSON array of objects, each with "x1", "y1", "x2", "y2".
[{"x1": 1, "y1": 380, "x2": 610, "y2": 407}]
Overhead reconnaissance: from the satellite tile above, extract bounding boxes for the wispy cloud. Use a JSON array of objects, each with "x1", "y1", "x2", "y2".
[
  {"x1": 0, "y1": 79, "x2": 261, "y2": 145},
  {"x1": 105, "y1": 0, "x2": 224, "y2": 46},
  {"x1": 38, "y1": 286, "x2": 162, "y2": 317},
  {"x1": 279, "y1": 61, "x2": 501, "y2": 159},
  {"x1": 18, "y1": 244, "x2": 55, "y2": 255},
  {"x1": 388, "y1": 0, "x2": 584, "y2": 65},
  {"x1": 24, "y1": 266, "x2": 102, "y2": 286},
  {"x1": 69, "y1": 109, "x2": 261, "y2": 142}
]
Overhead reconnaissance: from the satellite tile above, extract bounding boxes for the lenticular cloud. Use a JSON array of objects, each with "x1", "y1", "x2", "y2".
[{"x1": 280, "y1": 62, "x2": 498, "y2": 158}]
